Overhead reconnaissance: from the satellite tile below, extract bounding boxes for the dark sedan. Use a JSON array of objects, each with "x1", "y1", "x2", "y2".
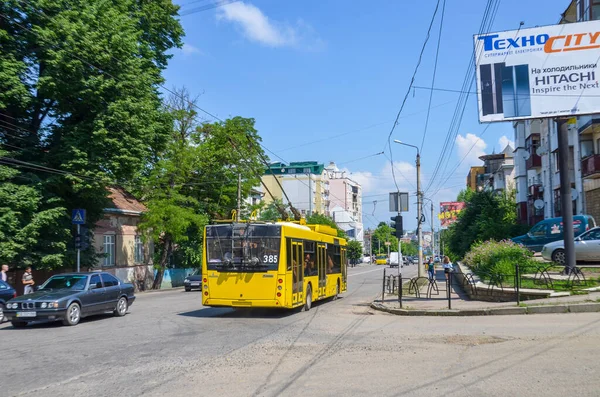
[
  {"x1": 0, "y1": 280, "x2": 17, "y2": 323},
  {"x1": 184, "y1": 270, "x2": 202, "y2": 292},
  {"x1": 4, "y1": 272, "x2": 135, "y2": 327}
]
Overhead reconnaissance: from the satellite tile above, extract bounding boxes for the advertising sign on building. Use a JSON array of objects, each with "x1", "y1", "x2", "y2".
[
  {"x1": 474, "y1": 20, "x2": 600, "y2": 122},
  {"x1": 438, "y1": 202, "x2": 466, "y2": 228}
]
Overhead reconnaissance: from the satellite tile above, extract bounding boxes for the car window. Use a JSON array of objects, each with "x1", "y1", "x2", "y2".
[
  {"x1": 101, "y1": 273, "x2": 119, "y2": 287},
  {"x1": 90, "y1": 274, "x2": 102, "y2": 288},
  {"x1": 0, "y1": 281, "x2": 8, "y2": 290},
  {"x1": 530, "y1": 223, "x2": 547, "y2": 237},
  {"x1": 41, "y1": 275, "x2": 88, "y2": 290},
  {"x1": 582, "y1": 229, "x2": 600, "y2": 241}
]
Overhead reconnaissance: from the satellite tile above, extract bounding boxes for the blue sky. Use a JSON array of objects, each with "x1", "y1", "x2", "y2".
[{"x1": 164, "y1": 0, "x2": 571, "y2": 230}]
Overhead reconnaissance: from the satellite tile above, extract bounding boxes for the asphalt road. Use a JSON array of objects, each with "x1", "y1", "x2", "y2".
[{"x1": 2, "y1": 263, "x2": 600, "y2": 397}]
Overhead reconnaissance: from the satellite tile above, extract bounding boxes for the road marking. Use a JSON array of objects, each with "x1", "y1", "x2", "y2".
[{"x1": 348, "y1": 267, "x2": 385, "y2": 277}]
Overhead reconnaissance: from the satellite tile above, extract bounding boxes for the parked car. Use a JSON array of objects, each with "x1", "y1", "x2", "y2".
[
  {"x1": 512, "y1": 215, "x2": 596, "y2": 252},
  {"x1": 0, "y1": 280, "x2": 17, "y2": 323},
  {"x1": 542, "y1": 227, "x2": 600, "y2": 265},
  {"x1": 184, "y1": 270, "x2": 202, "y2": 292},
  {"x1": 3, "y1": 272, "x2": 135, "y2": 327}
]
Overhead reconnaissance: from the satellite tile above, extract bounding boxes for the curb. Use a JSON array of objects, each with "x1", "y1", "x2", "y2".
[
  {"x1": 137, "y1": 286, "x2": 185, "y2": 295},
  {"x1": 370, "y1": 302, "x2": 600, "y2": 316}
]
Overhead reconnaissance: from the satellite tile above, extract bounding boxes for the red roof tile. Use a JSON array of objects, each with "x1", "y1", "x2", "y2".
[{"x1": 106, "y1": 187, "x2": 147, "y2": 213}]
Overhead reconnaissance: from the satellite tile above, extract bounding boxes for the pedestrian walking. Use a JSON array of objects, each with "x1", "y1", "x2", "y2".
[
  {"x1": 1, "y1": 264, "x2": 8, "y2": 282},
  {"x1": 426, "y1": 257, "x2": 435, "y2": 281},
  {"x1": 442, "y1": 256, "x2": 453, "y2": 280},
  {"x1": 22, "y1": 266, "x2": 35, "y2": 294}
]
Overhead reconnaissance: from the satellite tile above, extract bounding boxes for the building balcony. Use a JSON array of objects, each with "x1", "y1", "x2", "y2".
[
  {"x1": 582, "y1": 155, "x2": 600, "y2": 179},
  {"x1": 528, "y1": 184, "x2": 543, "y2": 197},
  {"x1": 578, "y1": 116, "x2": 600, "y2": 135},
  {"x1": 525, "y1": 153, "x2": 541, "y2": 169}
]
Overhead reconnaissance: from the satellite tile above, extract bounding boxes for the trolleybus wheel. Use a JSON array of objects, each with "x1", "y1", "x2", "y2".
[{"x1": 303, "y1": 285, "x2": 312, "y2": 311}]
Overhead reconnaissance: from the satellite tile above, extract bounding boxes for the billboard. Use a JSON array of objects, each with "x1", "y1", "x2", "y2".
[
  {"x1": 438, "y1": 202, "x2": 465, "y2": 228},
  {"x1": 474, "y1": 20, "x2": 600, "y2": 122}
]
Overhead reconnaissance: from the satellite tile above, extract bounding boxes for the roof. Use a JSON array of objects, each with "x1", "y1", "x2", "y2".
[
  {"x1": 105, "y1": 187, "x2": 147, "y2": 214},
  {"x1": 264, "y1": 161, "x2": 325, "y2": 175}
]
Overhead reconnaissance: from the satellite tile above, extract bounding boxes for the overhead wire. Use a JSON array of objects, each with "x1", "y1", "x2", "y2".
[
  {"x1": 419, "y1": 0, "x2": 445, "y2": 153},
  {"x1": 423, "y1": 0, "x2": 499, "y2": 195},
  {"x1": 385, "y1": 0, "x2": 442, "y2": 194}
]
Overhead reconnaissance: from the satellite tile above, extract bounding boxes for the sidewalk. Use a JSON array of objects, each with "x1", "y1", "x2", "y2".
[{"x1": 371, "y1": 267, "x2": 600, "y2": 316}]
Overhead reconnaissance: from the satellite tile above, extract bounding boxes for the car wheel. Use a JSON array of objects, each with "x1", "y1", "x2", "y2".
[
  {"x1": 552, "y1": 249, "x2": 566, "y2": 265},
  {"x1": 302, "y1": 285, "x2": 312, "y2": 312},
  {"x1": 114, "y1": 297, "x2": 128, "y2": 317},
  {"x1": 62, "y1": 303, "x2": 81, "y2": 326},
  {"x1": 11, "y1": 320, "x2": 27, "y2": 328},
  {"x1": 185, "y1": 288, "x2": 191, "y2": 292}
]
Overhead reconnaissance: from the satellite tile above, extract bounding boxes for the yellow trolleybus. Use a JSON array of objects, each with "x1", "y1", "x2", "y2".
[{"x1": 202, "y1": 221, "x2": 347, "y2": 310}]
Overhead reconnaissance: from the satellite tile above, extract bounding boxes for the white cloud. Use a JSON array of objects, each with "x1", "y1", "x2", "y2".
[
  {"x1": 498, "y1": 135, "x2": 515, "y2": 150},
  {"x1": 177, "y1": 43, "x2": 202, "y2": 58},
  {"x1": 217, "y1": 2, "x2": 322, "y2": 49},
  {"x1": 456, "y1": 133, "x2": 487, "y2": 166}
]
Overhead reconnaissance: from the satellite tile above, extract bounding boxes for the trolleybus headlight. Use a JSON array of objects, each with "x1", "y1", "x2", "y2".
[{"x1": 277, "y1": 286, "x2": 282, "y2": 291}]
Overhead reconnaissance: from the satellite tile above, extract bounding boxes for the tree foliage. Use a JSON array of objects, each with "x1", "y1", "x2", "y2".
[
  {"x1": 346, "y1": 240, "x2": 362, "y2": 264},
  {"x1": 372, "y1": 223, "x2": 398, "y2": 255},
  {"x1": 443, "y1": 190, "x2": 529, "y2": 260},
  {"x1": 137, "y1": 88, "x2": 267, "y2": 288},
  {"x1": 0, "y1": 0, "x2": 183, "y2": 269},
  {"x1": 306, "y1": 213, "x2": 347, "y2": 239}
]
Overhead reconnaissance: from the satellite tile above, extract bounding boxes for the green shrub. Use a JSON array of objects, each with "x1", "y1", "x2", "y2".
[{"x1": 463, "y1": 239, "x2": 538, "y2": 278}]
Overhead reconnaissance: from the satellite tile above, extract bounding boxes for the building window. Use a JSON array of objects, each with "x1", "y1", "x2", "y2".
[
  {"x1": 103, "y1": 235, "x2": 115, "y2": 266},
  {"x1": 134, "y1": 235, "x2": 144, "y2": 264},
  {"x1": 303, "y1": 168, "x2": 311, "y2": 173}
]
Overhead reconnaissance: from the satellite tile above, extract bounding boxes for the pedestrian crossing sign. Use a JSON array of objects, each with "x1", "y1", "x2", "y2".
[{"x1": 72, "y1": 209, "x2": 86, "y2": 224}]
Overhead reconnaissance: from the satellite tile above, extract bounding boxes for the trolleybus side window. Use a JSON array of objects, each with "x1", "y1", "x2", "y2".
[
  {"x1": 326, "y1": 244, "x2": 341, "y2": 274},
  {"x1": 304, "y1": 241, "x2": 317, "y2": 276},
  {"x1": 287, "y1": 238, "x2": 293, "y2": 271}
]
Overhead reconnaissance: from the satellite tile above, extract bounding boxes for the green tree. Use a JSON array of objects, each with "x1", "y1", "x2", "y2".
[
  {"x1": 138, "y1": 88, "x2": 267, "y2": 288},
  {"x1": 0, "y1": 0, "x2": 183, "y2": 269},
  {"x1": 258, "y1": 199, "x2": 289, "y2": 221},
  {"x1": 0, "y1": 150, "x2": 69, "y2": 268},
  {"x1": 445, "y1": 189, "x2": 528, "y2": 259},
  {"x1": 401, "y1": 241, "x2": 418, "y2": 256},
  {"x1": 306, "y1": 213, "x2": 347, "y2": 238},
  {"x1": 372, "y1": 223, "x2": 398, "y2": 255},
  {"x1": 346, "y1": 240, "x2": 362, "y2": 265}
]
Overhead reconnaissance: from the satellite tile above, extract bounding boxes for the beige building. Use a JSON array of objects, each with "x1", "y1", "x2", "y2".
[
  {"x1": 466, "y1": 166, "x2": 485, "y2": 191},
  {"x1": 93, "y1": 187, "x2": 154, "y2": 287}
]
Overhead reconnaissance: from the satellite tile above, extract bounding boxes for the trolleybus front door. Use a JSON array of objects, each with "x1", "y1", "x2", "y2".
[
  {"x1": 291, "y1": 240, "x2": 304, "y2": 306},
  {"x1": 317, "y1": 243, "x2": 327, "y2": 298}
]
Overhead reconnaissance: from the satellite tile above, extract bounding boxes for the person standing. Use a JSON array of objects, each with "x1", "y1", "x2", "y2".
[
  {"x1": 426, "y1": 257, "x2": 435, "y2": 281},
  {"x1": 22, "y1": 266, "x2": 35, "y2": 294},
  {"x1": 1, "y1": 264, "x2": 8, "y2": 282},
  {"x1": 442, "y1": 256, "x2": 453, "y2": 280}
]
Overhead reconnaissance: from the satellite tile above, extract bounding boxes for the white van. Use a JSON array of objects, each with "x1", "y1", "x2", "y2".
[{"x1": 389, "y1": 252, "x2": 401, "y2": 268}]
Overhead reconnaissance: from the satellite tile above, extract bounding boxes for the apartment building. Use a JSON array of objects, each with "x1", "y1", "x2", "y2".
[{"x1": 325, "y1": 162, "x2": 364, "y2": 243}]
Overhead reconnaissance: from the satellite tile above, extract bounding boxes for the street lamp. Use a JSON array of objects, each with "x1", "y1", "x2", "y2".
[{"x1": 393, "y1": 139, "x2": 424, "y2": 277}]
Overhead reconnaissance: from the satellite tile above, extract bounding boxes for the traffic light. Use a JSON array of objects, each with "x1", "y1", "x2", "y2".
[{"x1": 390, "y1": 215, "x2": 403, "y2": 238}]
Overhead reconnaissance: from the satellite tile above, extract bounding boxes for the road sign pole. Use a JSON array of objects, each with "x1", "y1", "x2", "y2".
[{"x1": 77, "y1": 223, "x2": 81, "y2": 272}]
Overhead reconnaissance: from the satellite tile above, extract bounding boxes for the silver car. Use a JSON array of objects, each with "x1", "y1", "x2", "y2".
[{"x1": 541, "y1": 227, "x2": 600, "y2": 265}]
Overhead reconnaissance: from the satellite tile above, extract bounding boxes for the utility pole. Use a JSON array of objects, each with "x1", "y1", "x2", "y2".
[
  {"x1": 416, "y1": 153, "x2": 423, "y2": 277},
  {"x1": 431, "y1": 203, "x2": 435, "y2": 260},
  {"x1": 236, "y1": 173, "x2": 241, "y2": 222},
  {"x1": 558, "y1": 119, "x2": 576, "y2": 274},
  {"x1": 308, "y1": 173, "x2": 312, "y2": 215},
  {"x1": 369, "y1": 231, "x2": 373, "y2": 264}
]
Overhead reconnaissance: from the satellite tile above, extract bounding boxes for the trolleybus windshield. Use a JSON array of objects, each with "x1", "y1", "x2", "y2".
[{"x1": 206, "y1": 224, "x2": 281, "y2": 271}]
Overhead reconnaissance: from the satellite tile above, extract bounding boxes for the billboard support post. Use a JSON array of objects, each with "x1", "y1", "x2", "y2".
[{"x1": 557, "y1": 119, "x2": 576, "y2": 274}]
